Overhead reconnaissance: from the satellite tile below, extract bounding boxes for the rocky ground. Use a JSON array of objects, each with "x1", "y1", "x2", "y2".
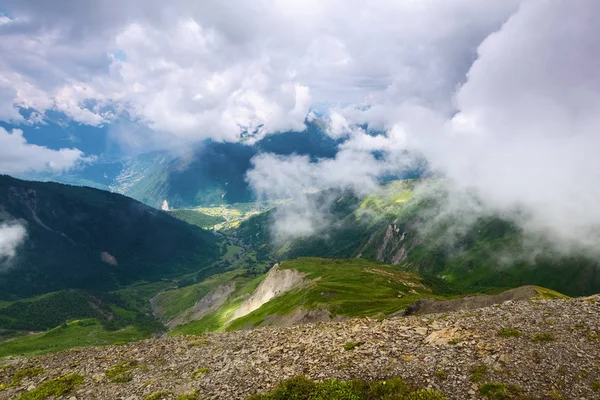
[{"x1": 1, "y1": 294, "x2": 600, "y2": 399}]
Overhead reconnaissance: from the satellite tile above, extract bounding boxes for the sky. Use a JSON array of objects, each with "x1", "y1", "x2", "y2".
[
  {"x1": 2, "y1": 0, "x2": 600, "y2": 253},
  {"x1": 0, "y1": 0, "x2": 518, "y2": 163}
]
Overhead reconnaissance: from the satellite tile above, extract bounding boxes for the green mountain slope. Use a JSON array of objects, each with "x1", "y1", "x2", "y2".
[
  {"x1": 231, "y1": 180, "x2": 600, "y2": 297},
  {"x1": 156, "y1": 257, "x2": 458, "y2": 336},
  {"x1": 0, "y1": 175, "x2": 220, "y2": 299}
]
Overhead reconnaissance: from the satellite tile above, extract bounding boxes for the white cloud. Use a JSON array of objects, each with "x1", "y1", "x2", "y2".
[
  {"x1": 246, "y1": 148, "x2": 418, "y2": 240},
  {"x1": 0, "y1": 127, "x2": 90, "y2": 174},
  {"x1": 245, "y1": 0, "x2": 600, "y2": 253},
  {"x1": 425, "y1": 0, "x2": 600, "y2": 249},
  {"x1": 0, "y1": 221, "x2": 27, "y2": 264},
  {"x1": 0, "y1": 0, "x2": 518, "y2": 145}
]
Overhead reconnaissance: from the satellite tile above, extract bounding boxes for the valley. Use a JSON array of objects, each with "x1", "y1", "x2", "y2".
[
  {"x1": 2, "y1": 2, "x2": 599, "y2": 398},
  {"x1": 2, "y1": 176, "x2": 600, "y2": 354},
  {"x1": 1, "y1": 176, "x2": 600, "y2": 399}
]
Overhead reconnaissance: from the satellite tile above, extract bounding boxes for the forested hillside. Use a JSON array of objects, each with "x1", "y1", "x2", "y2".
[{"x1": 0, "y1": 175, "x2": 220, "y2": 299}]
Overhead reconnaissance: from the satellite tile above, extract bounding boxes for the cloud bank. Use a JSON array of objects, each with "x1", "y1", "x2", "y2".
[
  {"x1": 247, "y1": 0, "x2": 600, "y2": 254},
  {"x1": 0, "y1": 0, "x2": 517, "y2": 146}
]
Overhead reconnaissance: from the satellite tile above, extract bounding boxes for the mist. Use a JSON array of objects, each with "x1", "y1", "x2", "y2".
[
  {"x1": 246, "y1": 0, "x2": 600, "y2": 256},
  {"x1": 0, "y1": 221, "x2": 27, "y2": 267}
]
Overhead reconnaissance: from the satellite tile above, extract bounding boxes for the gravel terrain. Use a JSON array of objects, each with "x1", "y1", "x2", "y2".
[{"x1": 1, "y1": 293, "x2": 599, "y2": 399}]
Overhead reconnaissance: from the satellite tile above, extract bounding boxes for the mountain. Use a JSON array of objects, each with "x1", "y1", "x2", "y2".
[
  {"x1": 231, "y1": 180, "x2": 600, "y2": 297},
  {"x1": 0, "y1": 175, "x2": 220, "y2": 299}
]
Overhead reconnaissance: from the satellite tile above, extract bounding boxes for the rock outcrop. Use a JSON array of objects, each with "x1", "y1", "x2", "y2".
[
  {"x1": 228, "y1": 264, "x2": 306, "y2": 322},
  {"x1": 167, "y1": 284, "x2": 236, "y2": 329}
]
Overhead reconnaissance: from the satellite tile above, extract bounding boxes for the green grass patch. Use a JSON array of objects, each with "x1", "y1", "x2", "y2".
[
  {"x1": 0, "y1": 319, "x2": 148, "y2": 359},
  {"x1": 168, "y1": 274, "x2": 265, "y2": 336},
  {"x1": 533, "y1": 287, "x2": 569, "y2": 300},
  {"x1": 222, "y1": 245, "x2": 243, "y2": 261},
  {"x1": 106, "y1": 360, "x2": 143, "y2": 383},
  {"x1": 246, "y1": 376, "x2": 445, "y2": 400},
  {"x1": 168, "y1": 209, "x2": 225, "y2": 229},
  {"x1": 176, "y1": 392, "x2": 199, "y2": 400},
  {"x1": 109, "y1": 304, "x2": 137, "y2": 319},
  {"x1": 343, "y1": 342, "x2": 362, "y2": 351},
  {"x1": 145, "y1": 391, "x2": 173, "y2": 400},
  {"x1": 170, "y1": 257, "x2": 456, "y2": 336},
  {"x1": 191, "y1": 368, "x2": 209, "y2": 379},
  {"x1": 479, "y1": 382, "x2": 524, "y2": 399},
  {"x1": 470, "y1": 365, "x2": 489, "y2": 382},
  {"x1": 115, "y1": 281, "x2": 175, "y2": 304},
  {"x1": 11, "y1": 367, "x2": 43, "y2": 384},
  {"x1": 497, "y1": 328, "x2": 523, "y2": 338},
  {"x1": 16, "y1": 373, "x2": 83, "y2": 400},
  {"x1": 225, "y1": 257, "x2": 444, "y2": 332},
  {"x1": 0, "y1": 301, "x2": 12, "y2": 309},
  {"x1": 0, "y1": 366, "x2": 44, "y2": 392},
  {"x1": 532, "y1": 333, "x2": 555, "y2": 342},
  {"x1": 435, "y1": 370, "x2": 448, "y2": 380}
]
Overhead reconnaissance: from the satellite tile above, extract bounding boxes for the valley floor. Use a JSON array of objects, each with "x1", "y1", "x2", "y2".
[{"x1": 2, "y1": 295, "x2": 600, "y2": 399}]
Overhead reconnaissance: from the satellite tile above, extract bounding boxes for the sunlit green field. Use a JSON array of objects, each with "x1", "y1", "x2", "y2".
[
  {"x1": 169, "y1": 257, "x2": 453, "y2": 336},
  {"x1": 0, "y1": 319, "x2": 147, "y2": 358}
]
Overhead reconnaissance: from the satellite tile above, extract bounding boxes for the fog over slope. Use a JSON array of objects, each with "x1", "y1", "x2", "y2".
[{"x1": 247, "y1": 0, "x2": 600, "y2": 256}]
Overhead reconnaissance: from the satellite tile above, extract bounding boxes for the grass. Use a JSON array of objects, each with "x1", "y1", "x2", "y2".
[
  {"x1": 435, "y1": 370, "x2": 448, "y2": 380},
  {"x1": 11, "y1": 367, "x2": 43, "y2": 384},
  {"x1": 169, "y1": 257, "x2": 455, "y2": 336},
  {"x1": 155, "y1": 269, "x2": 262, "y2": 322},
  {"x1": 106, "y1": 360, "x2": 143, "y2": 383},
  {"x1": 167, "y1": 209, "x2": 225, "y2": 229},
  {"x1": 532, "y1": 333, "x2": 555, "y2": 342},
  {"x1": 167, "y1": 274, "x2": 265, "y2": 335},
  {"x1": 497, "y1": 328, "x2": 523, "y2": 338},
  {"x1": 470, "y1": 365, "x2": 489, "y2": 382},
  {"x1": 479, "y1": 382, "x2": 524, "y2": 399},
  {"x1": 16, "y1": 373, "x2": 83, "y2": 400},
  {"x1": 191, "y1": 368, "x2": 209, "y2": 379},
  {"x1": 222, "y1": 244, "x2": 243, "y2": 261},
  {"x1": 115, "y1": 281, "x2": 175, "y2": 305},
  {"x1": 145, "y1": 391, "x2": 173, "y2": 400},
  {"x1": 246, "y1": 376, "x2": 445, "y2": 400},
  {"x1": 0, "y1": 366, "x2": 44, "y2": 392},
  {"x1": 225, "y1": 258, "x2": 443, "y2": 332},
  {"x1": 533, "y1": 287, "x2": 569, "y2": 300},
  {"x1": 193, "y1": 200, "x2": 285, "y2": 231},
  {"x1": 176, "y1": 392, "x2": 200, "y2": 400},
  {"x1": 109, "y1": 304, "x2": 137, "y2": 319},
  {"x1": 343, "y1": 342, "x2": 362, "y2": 351},
  {"x1": 0, "y1": 319, "x2": 148, "y2": 359}
]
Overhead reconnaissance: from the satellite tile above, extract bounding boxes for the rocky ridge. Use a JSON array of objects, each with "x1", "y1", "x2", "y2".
[{"x1": 1, "y1": 294, "x2": 600, "y2": 400}]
